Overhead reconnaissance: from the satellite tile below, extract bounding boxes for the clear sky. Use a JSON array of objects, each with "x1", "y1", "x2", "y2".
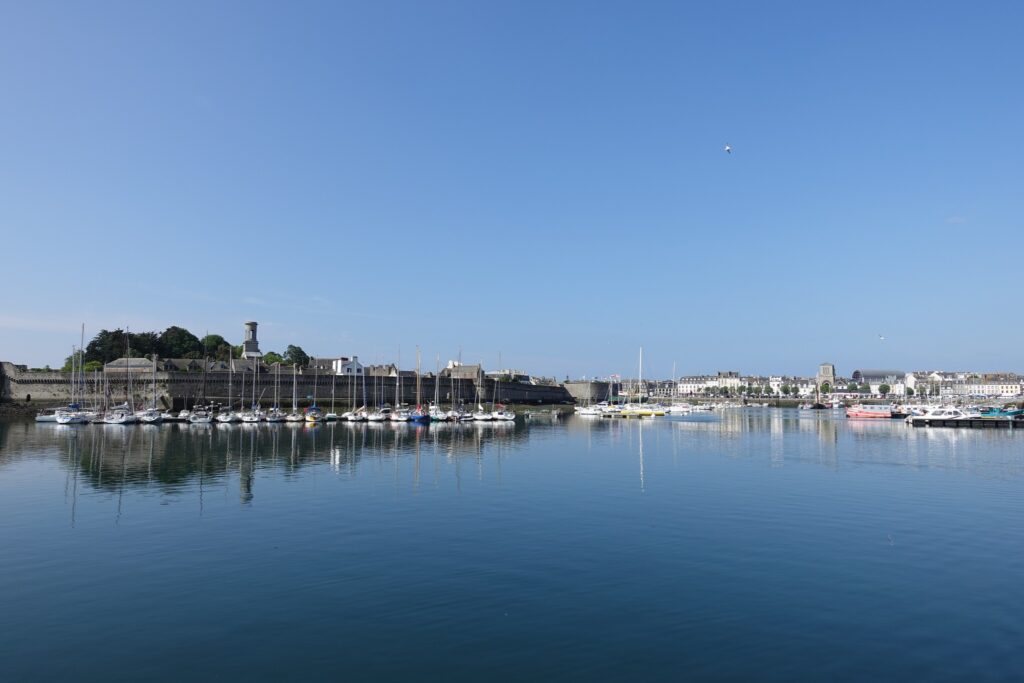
[{"x1": 1, "y1": 1, "x2": 1021, "y2": 379}]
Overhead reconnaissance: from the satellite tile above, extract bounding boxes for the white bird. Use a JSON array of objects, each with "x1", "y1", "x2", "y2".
[
  {"x1": 724, "y1": 144, "x2": 731, "y2": 154},
  {"x1": 878, "y1": 334, "x2": 886, "y2": 341}
]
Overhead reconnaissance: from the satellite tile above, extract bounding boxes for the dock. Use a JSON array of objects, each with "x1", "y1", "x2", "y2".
[{"x1": 909, "y1": 417, "x2": 1021, "y2": 429}]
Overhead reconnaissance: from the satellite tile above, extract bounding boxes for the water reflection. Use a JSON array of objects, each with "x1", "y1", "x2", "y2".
[
  {"x1": 3, "y1": 410, "x2": 1023, "y2": 512},
  {"x1": 0, "y1": 420, "x2": 526, "y2": 506}
]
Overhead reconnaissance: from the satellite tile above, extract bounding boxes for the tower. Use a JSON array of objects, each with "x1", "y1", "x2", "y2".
[
  {"x1": 817, "y1": 363, "x2": 836, "y2": 391},
  {"x1": 242, "y1": 321, "x2": 262, "y2": 359}
]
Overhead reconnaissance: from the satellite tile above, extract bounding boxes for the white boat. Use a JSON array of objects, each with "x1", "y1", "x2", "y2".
[
  {"x1": 102, "y1": 406, "x2": 138, "y2": 425},
  {"x1": 666, "y1": 403, "x2": 692, "y2": 414},
  {"x1": 55, "y1": 408, "x2": 90, "y2": 425},
  {"x1": 428, "y1": 405, "x2": 448, "y2": 422},
  {"x1": 216, "y1": 410, "x2": 241, "y2": 423},
  {"x1": 472, "y1": 404, "x2": 493, "y2": 421},
  {"x1": 905, "y1": 407, "x2": 969, "y2": 424},
  {"x1": 135, "y1": 408, "x2": 163, "y2": 424},
  {"x1": 285, "y1": 364, "x2": 303, "y2": 421},
  {"x1": 390, "y1": 408, "x2": 411, "y2": 422},
  {"x1": 491, "y1": 404, "x2": 516, "y2": 421},
  {"x1": 189, "y1": 406, "x2": 213, "y2": 424},
  {"x1": 345, "y1": 409, "x2": 368, "y2": 422},
  {"x1": 240, "y1": 408, "x2": 264, "y2": 423},
  {"x1": 263, "y1": 364, "x2": 286, "y2": 422},
  {"x1": 367, "y1": 407, "x2": 391, "y2": 422}
]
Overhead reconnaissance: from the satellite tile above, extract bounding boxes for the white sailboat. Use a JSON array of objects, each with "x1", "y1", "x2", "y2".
[
  {"x1": 217, "y1": 358, "x2": 240, "y2": 422},
  {"x1": 266, "y1": 363, "x2": 286, "y2": 422},
  {"x1": 286, "y1": 364, "x2": 304, "y2": 422}
]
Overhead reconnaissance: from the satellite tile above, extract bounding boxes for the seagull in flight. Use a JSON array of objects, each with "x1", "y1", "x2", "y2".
[
  {"x1": 724, "y1": 144, "x2": 732, "y2": 154},
  {"x1": 878, "y1": 334, "x2": 886, "y2": 341}
]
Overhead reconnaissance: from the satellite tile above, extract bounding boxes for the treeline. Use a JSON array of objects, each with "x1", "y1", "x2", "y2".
[{"x1": 63, "y1": 327, "x2": 310, "y2": 371}]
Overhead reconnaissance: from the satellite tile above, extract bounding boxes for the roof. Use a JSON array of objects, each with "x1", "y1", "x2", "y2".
[{"x1": 852, "y1": 369, "x2": 904, "y2": 380}]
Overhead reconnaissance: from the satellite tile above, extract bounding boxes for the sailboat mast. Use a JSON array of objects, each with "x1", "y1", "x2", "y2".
[{"x1": 415, "y1": 346, "x2": 422, "y2": 406}]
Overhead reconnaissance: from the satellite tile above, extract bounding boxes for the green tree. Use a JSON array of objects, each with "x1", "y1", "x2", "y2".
[
  {"x1": 906, "y1": 387, "x2": 915, "y2": 397},
  {"x1": 879, "y1": 383, "x2": 891, "y2": 396},
  {"x1": 131, "y1": 332, "x2": 160, "y2": 357},
  {"x1": 62, "y1": 355, "x2": 75, "y2": 372},
  {"x1": 820, "y1": 382, "x2": 832, "y2": 394},
  {"x1": 858, "y1": 383, "x2": 870, "y2": 393},
  {"x1": 781, "y1": 385, "x2": 791, "y2": 396},
  {"x1": 263, "y1": 351, "x2": 284, "y2": 365},
  {"x1": 846, "y1": 382, "x2": 858, "y2": 393},
  {"x1": 284, "y1": 345, "x2": 310, "y2": 367},
  {"x1": 762, "y1": 385, "x2": 772, "y2": 395},
  {"x1": 84, "y1": 360, "x2": 103, "y2": 372},
  {"x1": 201, "y1": 334, "x2": 234, "y2": 361},
  {"x1": 158, "y1": 326, "x2": 203, "y2": 358}
]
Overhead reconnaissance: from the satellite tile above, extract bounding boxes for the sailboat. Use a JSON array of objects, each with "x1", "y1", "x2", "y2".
[
  {"x1": 136, "y1": 354, "x2": 163, "y2": 423},
  {"x1": 217, "y1": 358, "x2": 241, "y2": 422},
  {"x1": 266, "y1": 363, "x2": 286, "y2": 422},
  {"x1": 103, "y1": 334, "x2": 139, "y2": 424},
  {"x1": 472, "y1": 364, "x2": 493, "y2": 420},
  {"x1": 286, "y1": 365, "x2": 304, "y2": 422},
  {"x1": 490, "y1": 355, "x2": 515, "y2": 421},
  {"x1": 325, "y1": 370, "x2": 338, "y2": 421},
  {"x1": 428, "y1": 354, "x2": 449, "y2": 422},
  {"x1": 241, "y1": 359, "x2": 264, "y2": 422},
  {"x1": 56, "y1": 335, "x2": 91, "y2": 424},
  {"x1": 305, "y1": 363, "x2": 324, "y2": 423},
  {"x1": 408, "y1": 347, "x2": 430, "y2": 423}
]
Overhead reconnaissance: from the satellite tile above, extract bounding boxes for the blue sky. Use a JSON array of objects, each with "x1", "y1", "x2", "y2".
[{"x1": 1, "y1": 1, "x2": 1021, "y2": 378}]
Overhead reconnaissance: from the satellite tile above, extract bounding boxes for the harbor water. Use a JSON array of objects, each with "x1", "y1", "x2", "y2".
[{"x1": 1, "y1": 410, "x2": 1022, "y2": 681}]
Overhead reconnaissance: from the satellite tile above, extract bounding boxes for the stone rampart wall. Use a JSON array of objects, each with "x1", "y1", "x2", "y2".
[{"x1": 1, "y1": 362, "x2": 573, "y2": 408}]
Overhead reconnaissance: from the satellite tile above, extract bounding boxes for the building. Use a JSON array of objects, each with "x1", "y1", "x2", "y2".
[
  {"x1": 241, "y1": 321, "x2": 262, "y2": 359},
  {"x1": 851, "y1": 369, "x2": 905, "y2": 396},
  {"x1": 816, "y1": 363, "x2": 836, "y2": 391},
  {"x1": 309, "y1": 356, "x2": 365, "y2": 376}
]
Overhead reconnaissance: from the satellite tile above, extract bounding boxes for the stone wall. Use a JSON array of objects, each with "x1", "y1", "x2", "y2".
[{"x1": 0, "y1": 362, "x2": 573, "y2": 408}]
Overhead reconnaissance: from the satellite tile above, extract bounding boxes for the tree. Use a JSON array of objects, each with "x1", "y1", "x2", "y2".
[
  {"x1": 858, "y1": 383, "x2": 870, "y2": 394},
  {"x1": 846, "y1": 382, "x2": 858, "y2": 393},
  {"x1": 762, "y1": 385, "x2": 772, "y2": 395},
  {"x1": 131, "y1": 332, "x2": 160, "y2": 357},
  {"x1": 284, "y1": 345, "x2": 310, "y2": 367},
  {"x1": 781, "y1": 385, "x2": 791, "y2": 396},
  {"x1": 879, "y1": 383, "x2": 891, "y2": 397},
  {"x1": 158, "y1": 326, "x2": 203, "y2": 359},
  {"x1": 820, "y1": 382, "x2": 832, "y2": 395},
  {"x1": 263, "y1": 351, "x2": 284, "y2": 365},
  {"x1": 84, "y1": 360, "x2": 103, "y2": 372},
  {"x1": 201, "y1": 334, "x2": 233, "y2": 361},
  {"x1": 906, "y1": 387, "x2": 915, "y2": 397},
  {"x1": 84, "y1": 329, "x2": 125, "y2": 364}
]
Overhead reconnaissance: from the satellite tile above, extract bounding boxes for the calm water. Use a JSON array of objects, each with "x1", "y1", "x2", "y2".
[{"x1": 1, "y1": 411, "x2": 1022, "y2": 681}]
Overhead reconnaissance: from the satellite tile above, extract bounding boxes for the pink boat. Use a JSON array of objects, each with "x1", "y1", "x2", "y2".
[{"x1": 845, "y1": 404, "x2": 892, "y2": 419}]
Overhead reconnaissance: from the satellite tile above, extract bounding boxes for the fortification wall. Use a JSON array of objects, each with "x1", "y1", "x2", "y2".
[{"x1": 0, "y1": 362, "x2": 573, "y2": 408}]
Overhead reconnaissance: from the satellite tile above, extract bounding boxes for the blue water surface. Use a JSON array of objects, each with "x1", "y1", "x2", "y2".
[{"x1": 0, "y1": 411, "x2": 1021, "y2": 681}]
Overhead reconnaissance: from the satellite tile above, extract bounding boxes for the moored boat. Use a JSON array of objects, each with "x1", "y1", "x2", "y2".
[{"x1": 845, "y1": 404, "x2": 892, "y2": 419}]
